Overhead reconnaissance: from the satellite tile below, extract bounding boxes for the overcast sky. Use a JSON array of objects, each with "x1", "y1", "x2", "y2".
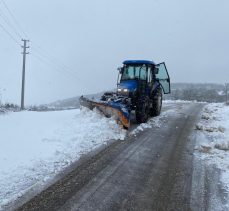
[{"x1": 0, "y1": 0, "x2": 228, "y2": 105}]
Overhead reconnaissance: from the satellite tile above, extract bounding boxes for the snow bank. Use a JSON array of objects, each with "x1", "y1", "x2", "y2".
[
  {"x1": 130, "y1": 103, "x2": 179, "y2": 136},
  {"x1": 0, "y1": 108, "x2": 126, "y2": 209},
  {"x1": 195, "y1": 103, "x2": 229, "y2": 207},
  {"x1": 195, "y1": 104, "x2": 229, "y2": 152}
]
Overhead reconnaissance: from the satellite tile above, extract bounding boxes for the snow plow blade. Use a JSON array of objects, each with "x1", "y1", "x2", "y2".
[{"x1": 79, "y1": 96, "x2": 130, "y2": 129}]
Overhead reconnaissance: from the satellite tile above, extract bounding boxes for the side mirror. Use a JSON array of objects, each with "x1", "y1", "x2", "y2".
[
  {"x1": 117, "y1": 67, "x2": 123, "y2": 74},
  {"x1": 154, "y1": 67, "x2": 159, "y2": 74}
]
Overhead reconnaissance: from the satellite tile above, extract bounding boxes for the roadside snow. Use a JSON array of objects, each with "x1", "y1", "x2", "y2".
[
  {"x1": 0, "y1": 108, "x2": 126, "y2": 209},
  {"x1": 130, "y1": 115, "x2": 164, "y2": 136},
  {"x1": 163, "y1": 99, "x2": 196, "y2": 103},
  {"x1": 195, "y1": 103, "x2": 229, "y2": 208},
  {"x1": 195, "y1": 103, "x2": 229, "y2": 152},
  {"x1": 130, "y1": 100, "x2": 181, "y2": 136}
]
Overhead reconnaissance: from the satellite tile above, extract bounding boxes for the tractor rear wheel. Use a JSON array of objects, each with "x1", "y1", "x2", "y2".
[{"x1": 150, "y1": 88, "x2": 162, "y2": 116}]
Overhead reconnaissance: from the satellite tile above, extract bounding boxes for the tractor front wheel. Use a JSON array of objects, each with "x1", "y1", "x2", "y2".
[{"x1": 136, "y1": 100, "x2": 149, "y2": 123}]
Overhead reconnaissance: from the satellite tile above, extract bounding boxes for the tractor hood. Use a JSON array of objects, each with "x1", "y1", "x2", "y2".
[{"x1": 118, "y1": 80, "x2": 138, "y2": 92}]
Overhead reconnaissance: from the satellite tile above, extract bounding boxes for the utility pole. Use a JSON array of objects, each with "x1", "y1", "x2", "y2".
[{"x1": 21, "y1": 39, "x2": 29, "y2": 110}]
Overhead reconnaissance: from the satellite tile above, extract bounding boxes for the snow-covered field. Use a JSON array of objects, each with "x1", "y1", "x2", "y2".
[
  {"x1": 0, "y1": 108, "x2": 125, "y2": 209},
  {"x1": 2, "y1": 100, "x2": 227, "y2": 210},
  {"x1": 195, "y1": 103, "x2": 229, "y2": 208}
]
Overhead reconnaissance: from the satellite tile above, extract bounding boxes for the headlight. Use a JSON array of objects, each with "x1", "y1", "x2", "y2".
[{"x1": 117, "y1": 88, "x2": 129, "y2": 95}]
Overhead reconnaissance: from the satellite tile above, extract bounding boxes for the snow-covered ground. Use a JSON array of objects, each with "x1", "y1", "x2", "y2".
[
  {"x1": 195, "y1": 103, "x2": 229, "y2": 209},
  {"x1": 130, "y1": 100, "x2": 182, "y2": 136},
  {"x1": 130, "y1": 110, "x2": 172, "y2": 136},
  {"x1": 0, "y1": 108, "x2": 125, "y2": 209},
  {"x1": 3, "y1": 100, "x2": 225, "y2": 210}
]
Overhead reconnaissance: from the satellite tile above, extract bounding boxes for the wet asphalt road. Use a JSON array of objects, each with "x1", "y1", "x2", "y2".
[{"x1": 17, "y1": 102, "x2": 205, "y2": 211}]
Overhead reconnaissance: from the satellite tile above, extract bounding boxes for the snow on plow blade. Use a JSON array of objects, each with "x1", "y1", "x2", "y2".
[{"x1": 79, "y1": 96, "x2": 130, "y2": 129}]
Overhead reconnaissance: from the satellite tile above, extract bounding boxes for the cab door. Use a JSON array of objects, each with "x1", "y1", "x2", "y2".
[
  {"x1": 146, "y1": 66, "x2": 153, "y2": 95},
  {"x1": 155, "y1": 62, "x2": 171, "y2": 94}
]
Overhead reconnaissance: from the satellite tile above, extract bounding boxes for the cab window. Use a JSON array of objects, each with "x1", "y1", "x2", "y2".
[{"x1": 121, "y1": 65, "x2": 147, "y2": 80}]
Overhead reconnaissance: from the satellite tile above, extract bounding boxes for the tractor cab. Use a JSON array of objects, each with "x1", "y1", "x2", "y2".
[{"x1": 117, "y1": 60, "x2": 170, "y2": 97}]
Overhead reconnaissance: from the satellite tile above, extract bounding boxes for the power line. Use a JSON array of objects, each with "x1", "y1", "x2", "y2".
[
  {"x1": 0, "y1": 8, "x2": 22, "y2": 39},
  {"x1": 31, "y1": 46, "x2": 81, "y2": 79},
  {"x1": 0, "y1": 0, "x2": 86, "y2": 92},
  {"x1": 0, "y1": 0, "x2": 27, "y2": 38},
  {"x1": 30, "y1": 52, "x2": 80, "y2": 81},
  {"x1": 0, "y1": 0, "x2": 82, "y2": 82},
  {"x1": 31, "y1": 52, "x2": 87, "y2": 95},
  {"x1": 31, "y1": 44, "x2": 81, "y2": 78},
  {"x1": 0, "y1": 2, "x2": 81, "y2": 80},
  {"x1": 0, "y1": 0, "x2": 87, "y2": 104},
  {"x1": 0, "y1": 22, "x2": 20, "y2": 45}
]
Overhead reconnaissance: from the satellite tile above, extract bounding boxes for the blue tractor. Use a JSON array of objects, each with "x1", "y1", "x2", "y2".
[{"x1": 80, "y1": 60, "x2": 170, "y2": 129}]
